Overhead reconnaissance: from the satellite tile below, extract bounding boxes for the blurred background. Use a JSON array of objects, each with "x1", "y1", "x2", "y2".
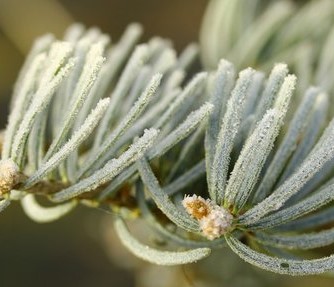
[
  {"x1": 1, "y1": 0, "x2": 334, "y2": 286},
  {"x1": 0, "y1": 0, "x2": 207, "y2": 127}
]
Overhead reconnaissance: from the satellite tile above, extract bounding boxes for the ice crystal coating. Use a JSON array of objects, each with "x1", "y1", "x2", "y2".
[{"x1": 3, "y1": 9, "x2": 334, "y2": 274}]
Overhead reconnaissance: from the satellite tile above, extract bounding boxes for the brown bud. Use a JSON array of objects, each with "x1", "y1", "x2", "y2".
[
  {"x1": 182, "y1": 194, "x2": 233, "y2": 240},
  {"x1": 0, "y1": 159, "x2": 21, "y2": 195},
  {"x1": 182, "y1": 194, "x2": 211, "y2": 220}
]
